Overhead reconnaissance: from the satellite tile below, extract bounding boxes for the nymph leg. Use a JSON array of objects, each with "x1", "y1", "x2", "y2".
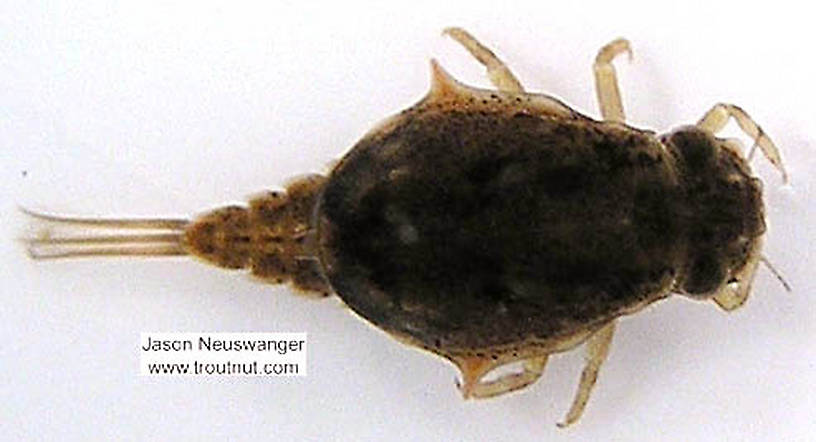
[
  {"x1": 457, "y1": 356, "x2": 549, "y2": 399},
  {"x1": 443, "y1": 27, "x2": 525, "y2": 93},
  {"x1": 697, "y1": 103, "x2": 788, "y2": 182},
  {"x1": 593, "y1": 39, "x2": 632, "y2": 123},
  {"x1": 558, "y1": 320, "x2": 617, "y2": 427},
  {"x1": 711, "y1": 239, "x2": 763, "y2": 311}
]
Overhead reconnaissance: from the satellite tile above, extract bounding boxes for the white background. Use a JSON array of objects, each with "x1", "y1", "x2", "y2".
[{"x1": 2, "y1": 1, "x2": 814, "y2": 440}]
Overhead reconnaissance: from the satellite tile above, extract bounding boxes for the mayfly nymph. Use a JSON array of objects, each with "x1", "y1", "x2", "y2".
[{"x1": 24, "y1": 28, "x2": 789, "y2": 426}]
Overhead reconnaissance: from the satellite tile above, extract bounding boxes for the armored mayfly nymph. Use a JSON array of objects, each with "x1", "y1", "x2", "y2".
[{"x1": 24, "y1": 27, "x2": 788, "y2": 426}]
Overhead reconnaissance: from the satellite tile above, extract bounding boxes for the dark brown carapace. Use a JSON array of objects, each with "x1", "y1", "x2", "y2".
[{"x1": 24, "y1": 28, "x2": 789, "y2": 426}]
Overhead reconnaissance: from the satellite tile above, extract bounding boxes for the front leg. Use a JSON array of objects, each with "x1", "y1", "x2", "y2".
[{"x1": 697, "y1": 103, "x2": 788, "y2": 183}]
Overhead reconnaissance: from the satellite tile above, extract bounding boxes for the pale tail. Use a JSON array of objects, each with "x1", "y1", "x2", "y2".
[{"x1": 20, "y1": 207, "x2": 190, "y2": 260}]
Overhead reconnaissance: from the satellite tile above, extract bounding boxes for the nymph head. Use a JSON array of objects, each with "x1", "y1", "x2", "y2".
[{"x1": 660, "y1": 126, "x2": 766, "y2": 300}]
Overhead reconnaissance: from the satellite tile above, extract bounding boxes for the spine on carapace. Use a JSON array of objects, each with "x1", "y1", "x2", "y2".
[{"x1": 23, "y1": 174, "x2": 331, "y2": 297}]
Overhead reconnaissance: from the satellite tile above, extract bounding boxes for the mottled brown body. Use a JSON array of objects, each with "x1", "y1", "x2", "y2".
[
  {"x1": 184, "y1": 174, "x2": 331, "y2": 295},
  {"x1": 180, "y1": 64, "x2": 766, "y2": 364},
  {"x1": 319, "y1": 106, "x2": 682, "y2": 357},
  {"x1": 26, "y1": 29, "x2": 785, "y2": 426},
  {"x1": 316, "y1": 70, "x2": 766, "y2": 365}
]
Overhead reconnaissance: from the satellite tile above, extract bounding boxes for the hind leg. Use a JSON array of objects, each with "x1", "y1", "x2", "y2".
[
  {"x1": 464, "y1": 356, "x2": 549, "y2": 399},
  {"x1": 443, "y1": 27, "x2": 524, "y2": 93}
]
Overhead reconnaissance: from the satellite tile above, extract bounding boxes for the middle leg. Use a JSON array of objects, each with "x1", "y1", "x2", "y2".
[
  {"x1": 594, "y1": 38, "x2": 632, "y2": 123},
  {"x1": 443, "y1": 27, "x2": 525, "y2": 93},
  {"x1": 558, "y1": 320, "x2": 617, "y2": 427}
]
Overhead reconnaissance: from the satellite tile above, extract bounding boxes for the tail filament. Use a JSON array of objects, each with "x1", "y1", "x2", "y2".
[{"x1": 20, "y1": 207, "x2": 189, "y2": 260}]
